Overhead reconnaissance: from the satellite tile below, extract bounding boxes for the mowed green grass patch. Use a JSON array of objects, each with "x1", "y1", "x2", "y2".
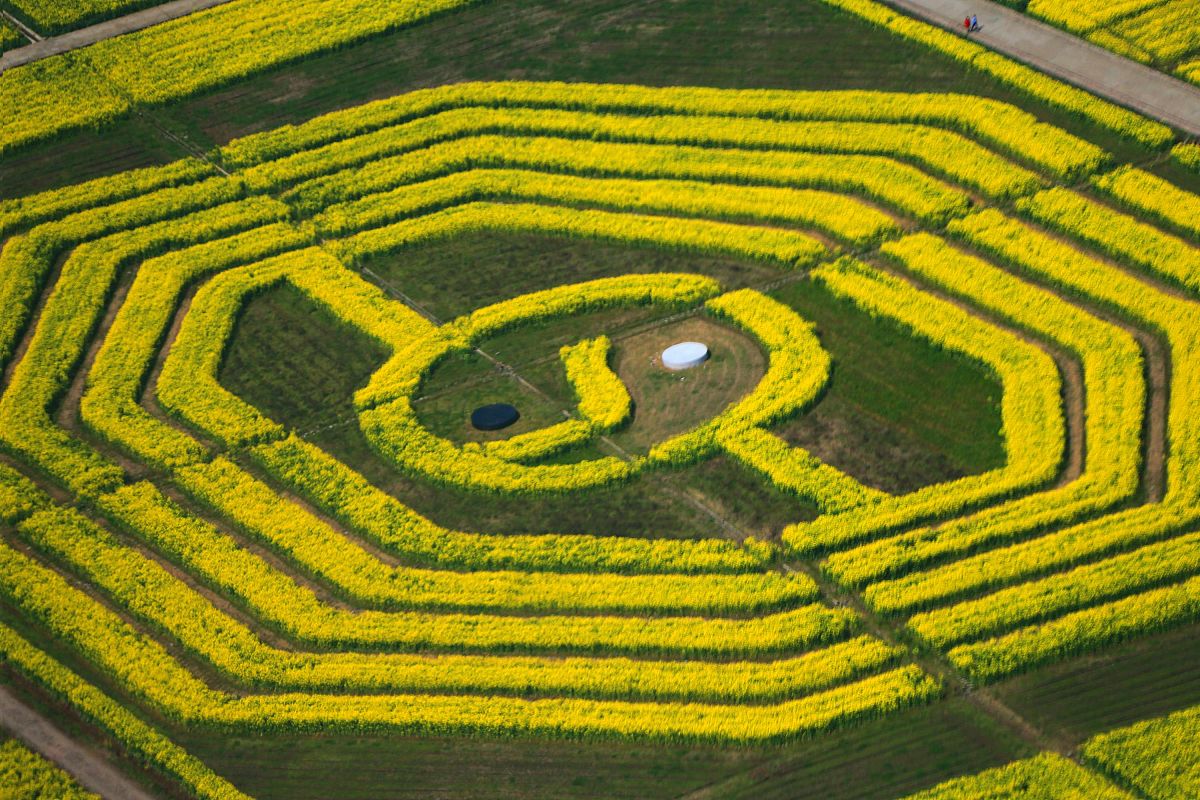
[
  {"x1": 361, "y1": 230, "x2": 781, "y2": 322},
  {"x1": 179, "y1": 732, "x2": 760, "y2": 800},
  {"x1": 713, "y1": 698, "x2": 1030, "y2": 800},
  {"x1": 219, "y1": 282, "x2": 390, "y2": 435},
  {"x1": 992, "y1": 622, "x2": 1200, "y2": 746},
  {"x1": 173, "y1": 696, "x2": 1027, "y2": 800},
  {"x1": 770, "y1": 277, "x2": 1006, "y2": 491}
]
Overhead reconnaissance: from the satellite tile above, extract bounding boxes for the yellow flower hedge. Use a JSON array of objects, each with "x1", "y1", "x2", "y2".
[
  {"x1": 784, "y1": 256, "x2": 1066, "y2": 555},
  {"x1": 829, "y1": 232, "x2": 1142, "y2": 597},
  {"x1": 1084, "y1": 702, "x2": 1200, "y2": 800},
  {"x1": 13, "y1": 501, "x2": 898, "y2": 702},
  {"x1": 899, "y1": 752, "x2": 1134, "y2": 800},
  {"x1": 559, "y1": 336, "x2": 631, "y2": 431},
  {"x1": 0, "y1": 738, "x2": 99, "y2": 800},
  {"x1": 1090, "y1": 164, "x2": 1200, "y2": 239},
  {"x1": 1016, "y1": 187, "x2": 1200, "y2": 295},
  {"x1": 5, "y1": 79, "x2": 1200, "y2": 764},
  {"x1": 0, "y1": 624, "x2": 250, "y2": 800},
  {"x1": 0, "y1": 538, "x2": 938, "y2": 740}
]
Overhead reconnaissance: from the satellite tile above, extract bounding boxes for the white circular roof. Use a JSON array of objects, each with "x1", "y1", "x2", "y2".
[{"x1": 662, "y1": 341, "x2": 710, "y2": 370}]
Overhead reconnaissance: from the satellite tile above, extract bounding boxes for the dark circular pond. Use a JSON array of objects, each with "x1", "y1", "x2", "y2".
[{"x1": 470, "y1": 403, "x2": 520, "y2": 431}]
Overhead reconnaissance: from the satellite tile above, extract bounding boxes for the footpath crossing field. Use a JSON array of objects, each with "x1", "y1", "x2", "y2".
[{"x1": 2, "y1": 1, "x2": 1200, "y2": 798}]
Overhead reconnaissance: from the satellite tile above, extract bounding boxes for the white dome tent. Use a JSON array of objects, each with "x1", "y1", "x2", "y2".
[{"x1": 662, "y1": 341, "x2": 710, "y2": 370}]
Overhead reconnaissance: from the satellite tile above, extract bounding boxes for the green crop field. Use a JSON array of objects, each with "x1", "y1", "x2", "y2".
[{"x1": 1, "y1": 0, "x2": 1199, "y2": 798}]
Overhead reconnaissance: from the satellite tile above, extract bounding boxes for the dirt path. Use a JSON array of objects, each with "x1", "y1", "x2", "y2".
[
  {"x1": 880, "y1": 0, "x2": 1200, "y2": 136},
  {"x1": 0, "y1": 686, "x2": 160, "y2": 800},
  {"x1": 0, "y1": 0, "x2": 236, "y2": 73}
]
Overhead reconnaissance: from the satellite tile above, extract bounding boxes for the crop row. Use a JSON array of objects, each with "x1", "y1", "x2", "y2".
[
  {"x1": 82, "y1": 223, "x2": 313, "y2": 470},
  {"x1": 849, "y1": 202, "x2": 1200, "y2": 676},
  {"x1": 558, "y1": 336, "x2": 631, "y2": 432},
  {"x1": 0, "y1": 532, "x2": 938, "y2": 740},
  {"x1": 0, "y1": 462, "x2": 935, "y2": 740},
  {"x1": 251, "y1": 433, "x2": 775, "y2": 573},
  {"x1": 9, "y1": 494, "x2": 898, "y2": 702},
  {"x1": 855, "y1": 207, "x2": 1200, "y2": 618},
  {"x1": 482, "y1": 419, "x2": 594, "y2": 464},
  {"x1": 0, "y1": 0, "x2": 479, "y2": 153},
  {"x1": 720, "y1": 427, "x2": 881, "y2": 514},
  {"x1": 0, "y1": 738, "x2": 97, "y2": 800},
  {"x1": 823, "y1": 231, "x2": 1142, "y2": 592},
  {"x1": 947, "y1": 574, "x2": 1200, "y2": 682},
  {"x1": 784, "y1": 256, "x2": 1065, "y2": 555},
  {"x1": 1016, "y1": 187, "x2": 1200, "y2": 295},
  {"x1": 173, "y1": 456, "x2": 816, "y2": 616},
  {"x1": 951, "y1": 207, "x2": 1200, "y2": 503},
  {"x1": 1083, "y1": 701, "x2": 1200, "y2": 800},
  {"x1": 0, "y1": 194, "x2": 282, "y2": 498},
  {"x1": 247, "y1": 106, "x2": 1044, "y2": 204},
  {"x1": 0, "y1": 81, "x2": 1112, "y2": 238},
  {"x1": 88, "y1": 479, "x2": 844, "y2": 652},
  {"x1": 908, "y1": 532, "x2": 1200, "y2": 647},
  {"x1": 309, "y1": 166, "x2": 902, "y2": 249},
  {"x1": 301, "y1": 137, "x2": 968, "y2": 228},
  {"x1": 0, "y1": 458, "x2": 808, "y2": 641},
  {"x1": 93, "y1": 484, "x2": 861, "y2": 656},
  {"x1": 0, "y1": 175, "x2": 245, "y2": 371},
  {"x1": 0, "y1": 624, "x2": 249, "y2": 800},
  {"x1": 216, "y1": 81, "x2": 1111, "y2": 181},
  {"x1": 899, "y1": 752, "x2": 1133, "y2": 800},
  {"x1": 1090, "y1": 164, "x2": 1200, "y2": 240}
]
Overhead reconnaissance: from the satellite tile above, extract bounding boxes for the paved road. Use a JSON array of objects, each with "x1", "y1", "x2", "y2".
[
  {"x1": 880, "y1": 0, "x2": 1200, "y2": 136},
  {"x1": 0, "y1": 0, "x2": 234, "y2": 73},
  {"x1": 0, "y1": 686, "x2": 160, "y2": 800}
]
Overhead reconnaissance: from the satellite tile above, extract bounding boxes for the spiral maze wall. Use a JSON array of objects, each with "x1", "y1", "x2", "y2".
[{"x1": 1, "y1": 81, "x2": 1200, "y2": 795}]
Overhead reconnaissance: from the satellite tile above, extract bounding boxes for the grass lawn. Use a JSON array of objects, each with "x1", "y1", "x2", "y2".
[
  {"x1": 992, "y1": 623, "x2": 1200, "y2": 747},
  {"x1": 175, "y1": 697, "x2": 1029, "y2": 800}
]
